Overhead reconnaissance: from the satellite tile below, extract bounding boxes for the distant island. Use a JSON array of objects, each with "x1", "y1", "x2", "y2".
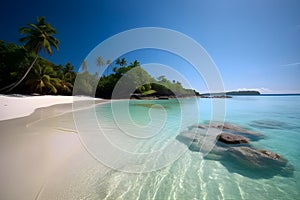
[
  {"x1": 203, "y1": 90, "x2": 260, "y2": 97},
  {"x1": 226, "y1": 90, "x2": 260, "y2": 95}
]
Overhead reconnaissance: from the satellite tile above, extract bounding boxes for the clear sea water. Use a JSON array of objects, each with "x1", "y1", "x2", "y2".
[{"x1": 81, "y1": 96, "x2": 300, "y2": 200}]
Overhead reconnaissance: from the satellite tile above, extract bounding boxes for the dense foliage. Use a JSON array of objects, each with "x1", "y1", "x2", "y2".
[
  {"x1": 95, "y1": 60, "x2": 199, "y2": 99},
  {"x1": 0, "y1": 17, "x2": 199, "y2": 98},
  {"x1": 0, "y1": 40, "x2": 76, "y2": 95}
]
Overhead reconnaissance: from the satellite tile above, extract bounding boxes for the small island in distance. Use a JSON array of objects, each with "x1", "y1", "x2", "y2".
[
  {"x1": 226, "y1": 90, "x2": 260, "y2": 95},
  {"x1": 202, "y1": 90, "x2": 260, "y2": 97}
]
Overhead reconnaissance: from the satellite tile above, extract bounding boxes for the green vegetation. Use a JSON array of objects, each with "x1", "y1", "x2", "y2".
[
  {"x1": 0, "y1": 39, "x2": 76, "y2": 95},
  {"x1": 142, "y1": 90, "x2": 156, "y2": 95},
  {"x1": 95, "y1": 59, "x2": 199, "y2": 99},
  {"x1": 0, "y1": 17, "x2": 71, "y2": 94},
  {"x1": 7, "y1": 17, "x2": 59, "y2": 92},
  {"x1": 0, "y1": 16, "x2": 199, "y2": 99}
]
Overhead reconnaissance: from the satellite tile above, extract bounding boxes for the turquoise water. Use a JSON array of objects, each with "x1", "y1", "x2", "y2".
[{"x1": 90, "y1": 96, "x2": 300, "y2": 200}]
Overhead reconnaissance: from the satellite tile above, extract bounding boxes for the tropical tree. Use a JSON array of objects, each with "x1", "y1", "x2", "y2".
[
  {"x1": 81, "y1": 60, "x2": 88, "y2": 71},
  {"x1": 59, "y1": 73, "x2": 73, "y2": 94},
  {"x1": 116, "y1": 57, "x2": 127, "y2": 66},
  {"x1": 96, "y1": 56, "x2": 104, "y2": 67},
  {"x1": 0, "y1": 41, "x2": 30, "y2": 91},
  {"x1": 25, "y1": 60, "x2": 61, "y2": 94},
  {"x1": 96, "y1": 56, "x2": 104, "y2": 76},
  {"x1": 73, "y1": 71, "x2": 98, "y2": 96},
  {"x1": 6, "y1": 16, "x2": 59, "y2": 92},
  {"x1": 131, "y1": 60, "x2": 140, "y2": 67},
  {"x1": 62, "y1": 62, "x2": 75, "y2": 83},
  {"x1": 120, "y1": 58, "x2": 127, "y2": 67},
  {"x1": 96, "y1": 57, "x2": 112, "y2": 77},
  {"x1": 106, "y1": 59, "x2": 111, "y2": 76},
  {"x1": 115, "y1": 58, "x2": 121, "y2": 66}
]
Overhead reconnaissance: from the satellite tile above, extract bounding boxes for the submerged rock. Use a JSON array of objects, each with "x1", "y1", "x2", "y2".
[
  {"x1": 176, "y1": 128, "x2": 225, "y2": 154},
  {"x1": 217, "y1": 133, "x2": 249, "y2": 144},
  {"x1": 187, "y1": 124, "x2": 207, "y2": 130},
  {"x1": 226, "y1": 147, "x2": 287, "y2": 169},
  {"x1": 177, "y1": 122, "x2": 293, "y2": 178},
  {"x1": 210, "y1": 122, "x2": 263, "y2": 138},
  {"x1": 188, "y1": 122, "x2": 263, "y2": 139}
]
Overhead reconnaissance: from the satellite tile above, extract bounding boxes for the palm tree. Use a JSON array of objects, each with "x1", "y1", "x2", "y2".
[
  {"x1": 115, "y1": 58, "x2": 121, "y2": 66},
  {"x1": 6, "y1": 16, "x2": 59, "y2": 92},
  {"x1": 26, "y1": 63, "x2": 61, "y2": 94},
  {"x1": 96, "y1": 56, "x2": 104, "y2": 67},
  {"x1": 116, "y1": 57, "x2": 127, "y2": 67},
  {"x1": 63, "y1": 62, "x2": 75, "y2": 82},
  {"x1": 59, "y1": 73, "x2": 73, "y2": 94},
  {"x1": 81, "y1": 60, "x2": 88, "y2": 71},
  {"x1": 120, "y1": 58, "x2": 127, "y2": 67},
  {"x1": 106, "y1": 59, "x2": 111, "y2": 76},
  {"x1": 131, "y1": 60, "x2": 140, "y2": 67},
  {"x1": 113, "y1": 57, "x2": 127, "y2": 77},
  {"x1": 96, "y1": 56, "x2": 104, "y2": 75}
]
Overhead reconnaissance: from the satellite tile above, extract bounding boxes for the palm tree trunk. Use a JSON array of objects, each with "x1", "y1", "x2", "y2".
[
  {"x1": 0, "y1": 82, "x2": 16, "y2": 92},
  {"x1": 6, "y1": 54, "x2": 39, "y2": 92}
]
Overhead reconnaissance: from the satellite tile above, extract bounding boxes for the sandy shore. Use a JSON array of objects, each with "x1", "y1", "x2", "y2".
[
  {"x1": 0, "y1": 95, "x2": 111, "y2": 199},
  {"x1": 0, "y1": 95, "x2": 105, "y2": 121}
]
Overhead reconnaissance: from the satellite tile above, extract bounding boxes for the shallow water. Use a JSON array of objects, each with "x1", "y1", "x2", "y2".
[
  {"x1": 30, "y1": 96, "x2": 300, "y2": 200},
  {"x1": 67, "y1": 95, "x2": 300, "y2": 200}
]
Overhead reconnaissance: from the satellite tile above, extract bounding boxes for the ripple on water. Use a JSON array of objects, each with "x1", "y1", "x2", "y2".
[
  {"x1": 249, "y1": 119, "x2": 289, "y2": 130},
  {"x1": 87, "y1": 98, "x2": 300, "y2": 200}
]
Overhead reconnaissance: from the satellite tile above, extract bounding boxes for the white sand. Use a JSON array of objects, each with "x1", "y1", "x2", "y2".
[
  {"x1": 0, "y1": 95, "x2": 110, "y2": 199},
  {"x1": 0, "y1": 95, "x2": 101, "y2": 121}
]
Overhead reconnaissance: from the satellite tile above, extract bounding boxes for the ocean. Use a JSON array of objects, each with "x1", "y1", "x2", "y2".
[{"x1": 71, "y1": 95, "x2": 300, "y2": 200}]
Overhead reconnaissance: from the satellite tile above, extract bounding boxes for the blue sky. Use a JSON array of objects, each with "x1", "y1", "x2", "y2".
[{"x1": 1, "y1": 0, "x2": 300, "y2": 94}]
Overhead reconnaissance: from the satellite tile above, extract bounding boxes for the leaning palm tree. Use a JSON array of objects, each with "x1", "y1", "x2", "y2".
[{"x1": 6, "y1": 16, "x2": 59, "y2": 92}]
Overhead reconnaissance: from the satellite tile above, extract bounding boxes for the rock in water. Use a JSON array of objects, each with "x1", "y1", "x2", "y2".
[
  {"x1": 176, "y1": 128, "x2": 226, "y2": 154},
  {"x1": 211, "y1": 122, "x2": 262, "y2": 137},
  {"x1": 217, "y1": 133, "x2": 249, "y2": 144},
  {"x1": 227, "y1": 147, "x2": 287, "y2": 169},
  {"x1": 259, "y1": 149, "x2": 281, "y2": 159}
]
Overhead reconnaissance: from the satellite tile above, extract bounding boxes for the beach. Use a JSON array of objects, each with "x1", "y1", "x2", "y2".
[
  {"x1": 0, "y1": 95, "x2": 110, "y2": 200},
  {"x1": 0, "y1": 95, "x2": 105, "y2": 121}
]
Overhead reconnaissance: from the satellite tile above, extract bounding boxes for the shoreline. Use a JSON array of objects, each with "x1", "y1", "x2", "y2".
[
  {"x1": 0, "y1": 95, "x2": 106, "y2": 121},
  {"x1": 0, "y1": 95, "x2": 111, "y2": 200}
]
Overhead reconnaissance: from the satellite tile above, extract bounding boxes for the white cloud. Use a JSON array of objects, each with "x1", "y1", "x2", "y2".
[{"x1": 280, "y1": 62, "x2": 300, "y2": 67}]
